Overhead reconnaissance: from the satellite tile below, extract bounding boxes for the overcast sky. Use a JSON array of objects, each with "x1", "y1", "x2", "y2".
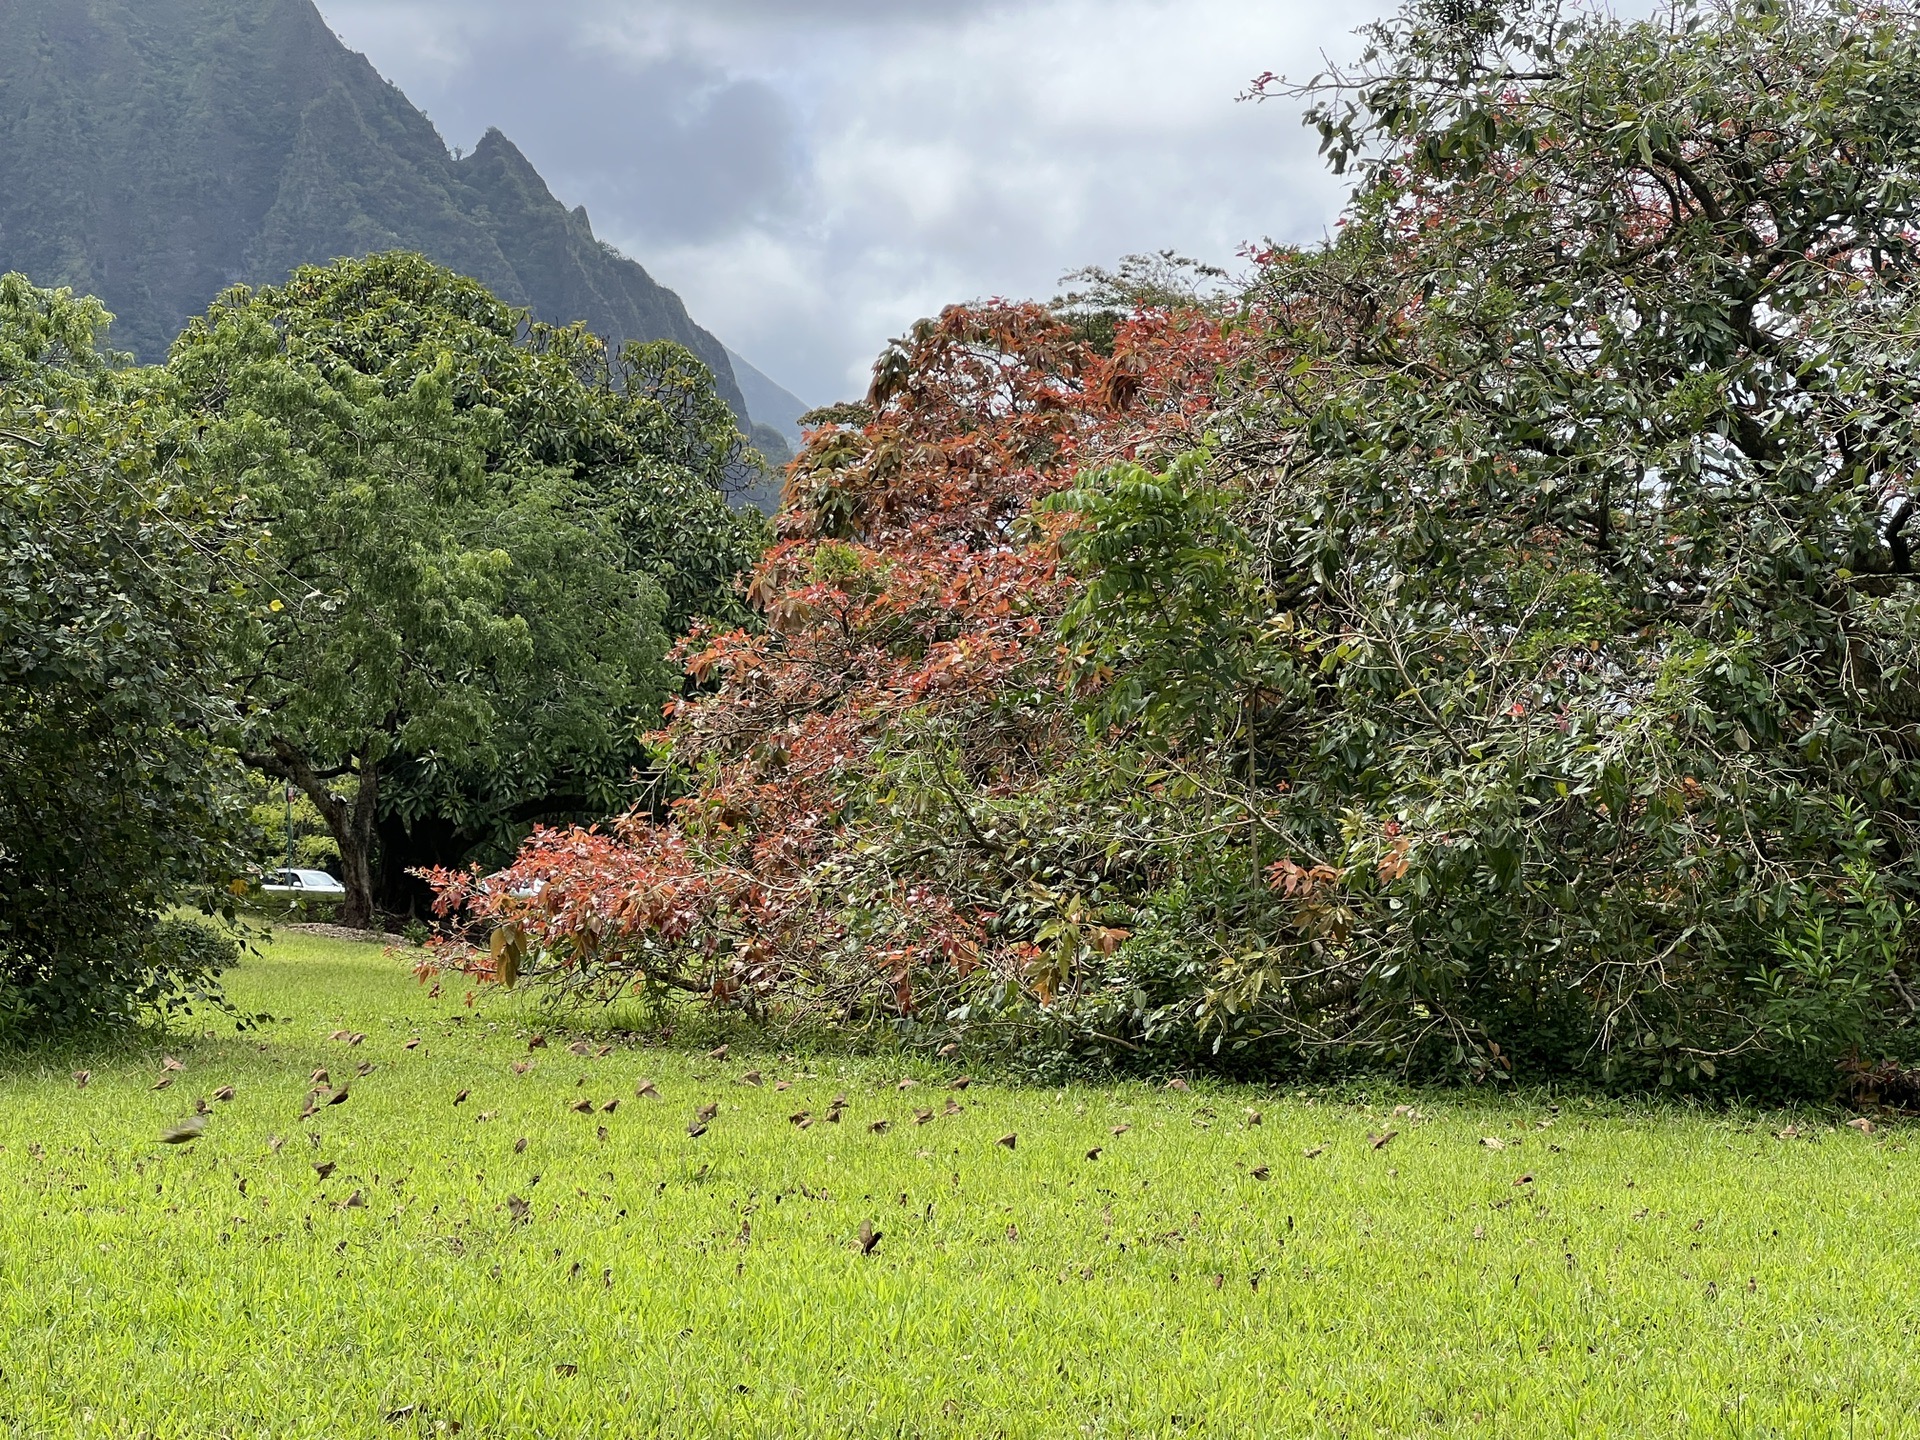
[{"x1": 314, "y1": 0, "x2": 1396, "y2": 405}]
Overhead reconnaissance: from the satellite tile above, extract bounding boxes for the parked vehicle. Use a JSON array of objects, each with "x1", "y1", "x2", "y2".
[{"x1": 259, "y1": 868, "x2": 346, "y2": 901}]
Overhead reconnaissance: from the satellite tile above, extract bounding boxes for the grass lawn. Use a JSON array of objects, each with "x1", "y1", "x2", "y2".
[{"x1": 3, "y1": 931, "x2": 1917, "y2": 1438}]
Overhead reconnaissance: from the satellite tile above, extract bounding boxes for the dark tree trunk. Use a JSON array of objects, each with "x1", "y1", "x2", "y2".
[{"x1": 244, "y1": 739, "x2": 383, "y2": 931}]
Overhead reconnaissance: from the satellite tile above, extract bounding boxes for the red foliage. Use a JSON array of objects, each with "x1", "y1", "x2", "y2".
[{"x1": 425, "y1": 299, "x2": 1255, "y2": 1016}]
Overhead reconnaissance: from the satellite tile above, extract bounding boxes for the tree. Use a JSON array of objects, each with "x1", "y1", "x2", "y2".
[
  {"x1": 434, "y1": 0, "x2": 1920, "y2": 1093},
  {"x1": 170, "y1": 254, "x2": 759, "y2": 928},
  {"x1": 0, "y1": 274, "x2": 246, "y2": 1033}
]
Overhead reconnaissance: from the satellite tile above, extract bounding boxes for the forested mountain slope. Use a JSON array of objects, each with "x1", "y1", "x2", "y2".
[{"x1": 0, "y1": 0, "x2": 748, "y2": 418}]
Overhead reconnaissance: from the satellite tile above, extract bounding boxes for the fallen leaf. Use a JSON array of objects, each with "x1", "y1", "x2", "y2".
[
  {"x1": 355, "y1": 1062, "x2": 373, "y2": 1078},
  {"x1": 528, "y1": 1035, "x2": 548, "y2": 1050},
  {"x1": 858, "y1": 1218, "x2": 882, "y2": 1255},
  {"x1": 997, "y1": 1133, "x2": 1017, "y2": 1150},
  {"x1": 775, "y1": 1080, "x2": 792, "y2": 1092},
  {"x1": 596, "y1": 1045, "x2": 612, "y2": 1058},
  {"x1": 159, "y1": 1115, "x2": 206, "y2": 1145}
]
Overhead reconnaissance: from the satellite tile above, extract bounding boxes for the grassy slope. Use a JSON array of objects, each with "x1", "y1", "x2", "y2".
[{"x1": 3, "y1": 932, "x2": 1917, "y2": 1438}]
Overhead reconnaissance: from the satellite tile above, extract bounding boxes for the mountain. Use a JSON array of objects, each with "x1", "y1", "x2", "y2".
[
  {"x1": 0, "y1": 0, "x2": 749, "y2": 420},
  {"x1": 726, "y1": 349, "x2": 813, "y2": 447}
]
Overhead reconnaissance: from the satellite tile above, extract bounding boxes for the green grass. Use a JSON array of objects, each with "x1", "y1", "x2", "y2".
[{"x1": 4, "y1": 932, "x2": 1918, "y2": 1438}]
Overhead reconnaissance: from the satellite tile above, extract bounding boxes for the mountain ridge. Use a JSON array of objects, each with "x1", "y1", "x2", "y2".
[{"x1": 0, "y1": 0, "x2": 751, "y2": 420}]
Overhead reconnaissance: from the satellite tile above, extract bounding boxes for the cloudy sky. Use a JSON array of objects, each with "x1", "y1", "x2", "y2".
[{"x1": 314, "y1": 0, "x2": 1396, "y2": 406}]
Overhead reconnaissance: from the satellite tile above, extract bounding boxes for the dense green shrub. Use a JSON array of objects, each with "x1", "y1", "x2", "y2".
[{"x1": 0, "y1": 274, "x2": 249, "y2": 1035}]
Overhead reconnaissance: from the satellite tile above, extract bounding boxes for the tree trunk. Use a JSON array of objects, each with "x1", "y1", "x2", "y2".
[{"x1": 245, "y1": 739, "x2": 383, "y2": 931}]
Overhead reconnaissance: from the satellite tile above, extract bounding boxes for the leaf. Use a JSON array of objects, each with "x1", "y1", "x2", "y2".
[
  {"x1": 403, "y1": 1038, "x2": 421, "y2": 1051},
  {"x1": 896, "y1": 1078, "x2": 919, "y2": 1091}
]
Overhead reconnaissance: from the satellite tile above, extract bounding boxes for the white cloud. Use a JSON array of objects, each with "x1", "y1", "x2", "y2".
[{"x1": 315, "y1": 0, "x2": 1394, "y2": 404}]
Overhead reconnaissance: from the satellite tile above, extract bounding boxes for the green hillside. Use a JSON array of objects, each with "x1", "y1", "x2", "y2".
[{"x1": 0, "y1": 0, "x2": 748, "y2": 417}]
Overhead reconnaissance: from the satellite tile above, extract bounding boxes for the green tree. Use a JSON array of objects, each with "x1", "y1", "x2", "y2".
[
  {"x1": 0, "y1": 274, "x2": 246, "y2": 1033},
  {"x1": 1053, "y1": 0, "x2": 1920, "y2": 1083},
  {"x1": 170, "y1": 254, "x2": 760, "y2": 928}
]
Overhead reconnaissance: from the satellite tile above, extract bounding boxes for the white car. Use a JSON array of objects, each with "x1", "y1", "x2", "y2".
[{"x1": 260, "y1": 868, "x2": 347, "y2": 901}]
